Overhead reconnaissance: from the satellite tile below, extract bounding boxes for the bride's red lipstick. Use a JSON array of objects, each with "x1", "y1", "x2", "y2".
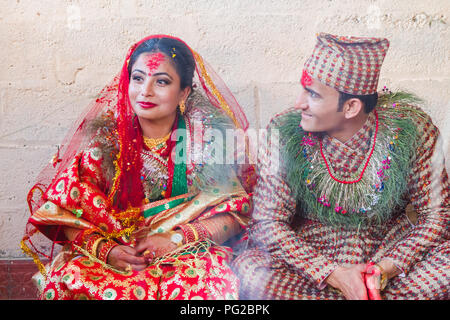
[{"x1": 137, "y1": 101, "x2": 157, "y2": 109}]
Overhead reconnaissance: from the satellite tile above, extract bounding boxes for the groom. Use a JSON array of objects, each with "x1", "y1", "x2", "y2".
[{"x1": 232, "y1": 33, "x2": 449, "y2": 299}]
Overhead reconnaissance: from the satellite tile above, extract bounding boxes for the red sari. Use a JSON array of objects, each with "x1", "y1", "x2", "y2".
[{"x1": 22, "y1": 35, "x2": 255, "y2": 300}]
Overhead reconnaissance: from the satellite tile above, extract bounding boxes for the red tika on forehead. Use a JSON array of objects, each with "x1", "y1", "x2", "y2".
[
  {"x1": 146, "y1": 52, "x2": 165, "y2": 75},
  {"x1": 301, "y1": 70, "x2": 313, "y2": 87}
]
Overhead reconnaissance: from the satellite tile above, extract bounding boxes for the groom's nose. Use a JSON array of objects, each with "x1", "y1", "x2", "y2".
[{"x1": 295, "y1": 89, "x2": 308, "y2": 110}]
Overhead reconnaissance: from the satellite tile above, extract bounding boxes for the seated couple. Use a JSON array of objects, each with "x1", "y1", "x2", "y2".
[{"x1": 22, "y1": 33, "x2": 449, "y2": 300}]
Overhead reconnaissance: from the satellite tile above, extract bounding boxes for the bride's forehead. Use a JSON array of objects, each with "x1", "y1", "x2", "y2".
[
  {"x1": 143, "y1": 52, "x2": 165, "y2": 65},
  {"x1": 135, "y1": 52, "x2": 163, "y2": 66},
  {"x1": 134, "y1": 52, "x2": 175, "y2": 71}
]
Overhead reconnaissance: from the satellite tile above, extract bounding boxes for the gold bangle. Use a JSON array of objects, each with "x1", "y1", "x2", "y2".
[
  {"x1": 186, "y1": 224, "x2": 199, "y2": 242},
  {"x1": 91, "y1": 237, "x2": 106, "y2": 258},
  {"x1": 375, "y1": 263, "x2": 388, "y2": 291}
]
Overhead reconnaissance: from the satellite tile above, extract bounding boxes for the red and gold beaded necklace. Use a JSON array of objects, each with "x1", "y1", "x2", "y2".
[{"x1": 319, "y1": 110, "x2": 379, "y2": 184}]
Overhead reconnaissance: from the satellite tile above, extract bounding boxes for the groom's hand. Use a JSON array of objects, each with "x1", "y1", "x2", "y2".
[{"x1": 325, "y1": 264, "x2": 369, "y2": 300}]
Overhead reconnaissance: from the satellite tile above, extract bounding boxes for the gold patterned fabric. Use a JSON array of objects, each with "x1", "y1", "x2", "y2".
[{"x1": 28, "y1": 108, "x2": 252, "y2": 300}]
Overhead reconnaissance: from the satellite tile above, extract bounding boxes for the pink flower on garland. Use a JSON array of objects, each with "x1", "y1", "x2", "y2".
[
  {"x1": 301, "y1": 136, "x2": 316, "y2": 146},
  {"x1": 382, "y1": 157, "x2": 391, "y2": 170},
  {"x1": 334, "y1": 205, "x2": 347, "y2": 214},
  {"x1": 377, "y1": 168, "x2": 384, "y2": 179},
  {"x1": 318, "y1": 195, "x2": 331, "y2": 207}
]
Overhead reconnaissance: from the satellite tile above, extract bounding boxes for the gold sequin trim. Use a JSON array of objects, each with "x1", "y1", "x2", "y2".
[
  {"x1": 73, "y1": 245, "x2": 130, "y2": 275},
  {"x1": 20, "y1": 237, "x2": 48, "y2": 279},
  {"x1": 193, "y1": 51, "x2": 241, "y2": 129}
]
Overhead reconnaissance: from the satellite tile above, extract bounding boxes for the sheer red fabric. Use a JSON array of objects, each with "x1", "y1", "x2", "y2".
[{"x1": 22, "y1": 35, "x2": 254, "y2": 268}]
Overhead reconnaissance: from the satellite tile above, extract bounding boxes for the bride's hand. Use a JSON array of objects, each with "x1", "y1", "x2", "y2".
[
  {"x1": 106, "y1": 245, "x2": 148, "y2": 271},
  {"x1": 135, "y1": 231, "x2": 184, "y2": 261}
]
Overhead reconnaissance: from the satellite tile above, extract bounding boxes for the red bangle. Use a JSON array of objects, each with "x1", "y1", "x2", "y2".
[
  {"x1": 97, "y1": 240, "x2": 119, "y2": 263},
  {"x1": 178, "y1": 224, "x2": 196, "y2": 243},
  {"x1": 191, "y1": 222, "x2": 210, "y2": 241},
  {"x1": 84, "y1": 233, "x2": 105, "y2": 257}
]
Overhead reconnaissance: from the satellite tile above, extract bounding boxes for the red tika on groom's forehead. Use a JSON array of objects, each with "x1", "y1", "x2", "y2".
[{"x1": 302, "y1": 32, "x2": 390, "y2": 95}]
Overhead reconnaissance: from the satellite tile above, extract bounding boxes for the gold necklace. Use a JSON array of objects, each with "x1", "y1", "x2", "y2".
[{"x1": 143, "y1": 131, "x2": 172, "y2": 150}]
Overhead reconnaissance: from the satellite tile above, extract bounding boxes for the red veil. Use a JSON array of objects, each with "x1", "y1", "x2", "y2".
[{"x1": 22, "y1": 35, "x2": 254, "y2": 275}]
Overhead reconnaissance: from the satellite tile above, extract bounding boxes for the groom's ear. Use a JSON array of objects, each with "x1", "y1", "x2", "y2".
[{"x1": 342, "y1": 98, "x2": 364, "y2": 119}]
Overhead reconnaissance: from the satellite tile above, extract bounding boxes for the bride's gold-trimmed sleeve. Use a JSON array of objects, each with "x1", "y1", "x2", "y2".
[{"x1": 29, "y1": 147, "x2": 124, "y2": 242}]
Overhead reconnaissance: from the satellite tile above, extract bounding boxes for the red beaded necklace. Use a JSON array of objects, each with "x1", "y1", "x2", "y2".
[{"x1": 319, "y1": 110, "x2": 379, "y2": 184}]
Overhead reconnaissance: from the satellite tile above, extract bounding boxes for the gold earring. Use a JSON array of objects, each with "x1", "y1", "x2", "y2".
[{"x1": 179, "y1": 100, "x2": 186, "y2": 114}]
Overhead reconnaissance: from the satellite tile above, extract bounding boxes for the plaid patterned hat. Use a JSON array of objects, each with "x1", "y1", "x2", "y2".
[{"x1": 302, "y1": 33, "x2": 390, "y2": 95}]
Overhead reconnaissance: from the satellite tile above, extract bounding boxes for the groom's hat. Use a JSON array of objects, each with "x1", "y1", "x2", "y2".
[{"x1": 302, "y1": 33, "x2": 389, "y2": 95}]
